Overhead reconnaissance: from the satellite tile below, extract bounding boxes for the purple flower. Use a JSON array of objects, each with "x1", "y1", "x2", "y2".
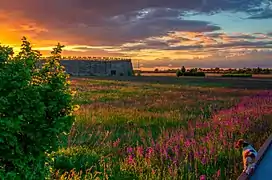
[{"x1": 127, "y1": 147, "x2": 133, "y2": 154}]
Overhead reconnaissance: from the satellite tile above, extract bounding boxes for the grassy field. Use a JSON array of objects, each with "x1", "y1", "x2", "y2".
[{"x1": 50, "y1": 77, "x2": 272, "y2": 180}]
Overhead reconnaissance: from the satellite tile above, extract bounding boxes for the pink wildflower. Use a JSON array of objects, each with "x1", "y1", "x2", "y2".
[
  {"x1": 136, "y1": 146, "x2": 144, "y2": 157},
  {"x1": 217, "y1": 169, "x2": 221, "y2": 177},
  {"x1": 113, "y1": 138, "x2": 120, "y2": 147},
  {"x1": 127, "y1": 155, "x2": 135, "y2": 165},
  {"x1": 200, "y1": 175, "x2": 206, "y2": 180}
]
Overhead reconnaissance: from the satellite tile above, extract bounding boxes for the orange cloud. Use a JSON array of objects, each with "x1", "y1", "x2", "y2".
[{"x1": 0, "y1": 9, "x2": 69, "y2": 52}]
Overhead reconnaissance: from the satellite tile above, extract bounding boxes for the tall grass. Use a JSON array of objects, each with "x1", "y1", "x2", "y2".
[{"x1": 50, "y1": 78, "x2": 272, "y2": 180}]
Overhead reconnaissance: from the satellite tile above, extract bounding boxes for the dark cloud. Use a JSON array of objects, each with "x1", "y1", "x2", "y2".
[
  {"x1": 166, "y1": 39, "x2": 182, "y2": 44},
  {"x1": 121, "y1": 37, "x2": 206, "y2": 51},
  {"x1": 248, "y1": 9, "x2": 272, "y2": 19},
  {"x1": 205, "y1": 32, "x2": 268, "y2": 40},
  {"x1": 167, "y1": 33, "x2": 193, "y2": 41},
  {"x1": 205, "y1": 32, "x2": 225, "y2": 38},
  {"x1": 125, "y1": 38, "x2": 272, "y2": 51},
  {"x1": 122, "y1": 37, "x2": 194, "y2": 51},
  {"x1": 169, "y1": 40, "x2": 272, "y2": 50},
  {"x1": 1, "y1": 0, "x2": 271, "y2": 46},
  {"x1": 208, "y1": 40, "x2": 272, "y2": 48},
  {"x1": 1, "y1": 0, "x2": 268, "y2": 18},
  {"x1": 58, "y1": 17, "x2": 221, "y2": 46},
  {"x1": 38, "y1": 48, "x2": 124, "y2": 57},
  {"x1": 226, "y1": 34, "x2": 256, "y2": 40},
  {"x1": 122, "y1": 40, "x2": 170, "y2": 51}
]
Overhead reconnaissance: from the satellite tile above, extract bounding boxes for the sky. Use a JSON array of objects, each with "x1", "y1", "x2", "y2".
[{"x1": 0, "y1": 0, "x2": 272, "y2": 69}]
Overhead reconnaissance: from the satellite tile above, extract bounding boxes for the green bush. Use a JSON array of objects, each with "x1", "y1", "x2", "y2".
[
  {"x1": 176, "y1": 70, "x2": 182, "y2": 77},
  {"x1": 0, "y1": 37, "x2": 76, "y2": 179},
  {"x1": 176, "y1": 71, "x2": 205, "y2": 77},
  {"x1": 221, "y1": 74, "x2": 252, "y2": 77},
  {"x1": 183, "y1": 72, "x2": 206, "y2": 77},
  {"x1": 51, "y1": 147, "x2": 101, "y2": 174},
  {"x1": 181, "y1": 66, "x2": 186, "y2": 73}
]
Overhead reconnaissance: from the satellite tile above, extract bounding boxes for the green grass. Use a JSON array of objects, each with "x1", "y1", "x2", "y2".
[
  {"x1": 176, "y1": 71, "x2": 206, "y2": 77},
  {"x1": 221, "y1": 73, "x2": 253, "y2": 77},
  {"x1": 182, "y1": 81, "x2": 231, "y2": 88}
]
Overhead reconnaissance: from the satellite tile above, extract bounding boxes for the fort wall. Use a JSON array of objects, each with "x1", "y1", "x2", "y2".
[{"x1": 38, "y1": 58, "x2": 134, "y2": 76}]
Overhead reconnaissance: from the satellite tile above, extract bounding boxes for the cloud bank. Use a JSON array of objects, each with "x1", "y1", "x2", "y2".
[{"x1": 0, "y1": 0, "x2": 272, "y2": 68}]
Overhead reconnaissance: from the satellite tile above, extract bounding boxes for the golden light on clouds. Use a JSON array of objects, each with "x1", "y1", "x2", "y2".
[
  {"x1": 0, "y1": 10, "x2": 63, "y2": 51},
  {"x1": 1, "y1": 8, "x2": 272, "y2": 69}
]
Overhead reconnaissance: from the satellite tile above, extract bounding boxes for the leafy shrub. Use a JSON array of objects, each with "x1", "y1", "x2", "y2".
[
  {"x1": 221, "y1": 74, "x2": 252, "y2": 77},
  {"x1": 183, "y1": 72, "x2": 205, "y2": 76},
  {"x1": 181, "y1": 66, "x2": 186, "y2": 73},
  {"x1": 0, "y1": 37, "x2": 76, "y2": 179},
  {"x1": 177, "y1": 71, "x2": 205, "y2": 77},
  {"x1": 51, "y1": 147, "x2": 101, "y2": 174},
  {"x1": 189, "y1": 68, "x2": 198, "y2": 73},
  {"x1": 176, "y1": 70, "x2": 182, "y2": 77}
]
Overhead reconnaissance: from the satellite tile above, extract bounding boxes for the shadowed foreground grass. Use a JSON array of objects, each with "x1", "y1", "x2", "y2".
[{"x1": 50, "y1": 77, "x2": 272, "y2": 180}]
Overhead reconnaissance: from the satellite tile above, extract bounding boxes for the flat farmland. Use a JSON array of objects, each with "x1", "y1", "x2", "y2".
[
  {"x1": 91, "y1": 75, "x2": 272, "y2": 89},
  {"x1": 51, "y1": 76, "x2": 272, "y2": 180}
]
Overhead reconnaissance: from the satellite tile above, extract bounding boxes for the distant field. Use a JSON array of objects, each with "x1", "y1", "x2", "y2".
[
  {"x1": 90, "y1": 75, "x2": 272, "y2": 90},
  {"x1": 141, "y1": 72, "x2": 272, "y2": 78},
  {"x1": 49, "y1": 76, "x2": 272, "y2": 180}
]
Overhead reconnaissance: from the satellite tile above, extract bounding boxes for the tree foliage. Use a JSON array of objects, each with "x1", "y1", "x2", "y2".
[
  {"x1": 0, "y1": 37, "x2": 76, "y2": 179},
  {"x1": 181, "y1": 66, "x2": 186, "y2": 73}
]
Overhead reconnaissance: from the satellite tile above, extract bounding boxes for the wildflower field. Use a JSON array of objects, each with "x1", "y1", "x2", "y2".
[{"x1": 51, "y1": 77, "x2": 272, "y2": 180}]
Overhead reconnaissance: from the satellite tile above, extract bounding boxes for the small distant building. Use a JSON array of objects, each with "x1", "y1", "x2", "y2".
[{"x1": 39, "y1": 57, "x2": 134, "y2": 76}]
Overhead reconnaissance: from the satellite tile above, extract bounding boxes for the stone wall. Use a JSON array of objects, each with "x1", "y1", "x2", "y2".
[{"x1": 38, "y1": 59, "x2": 134, "y2": 76}]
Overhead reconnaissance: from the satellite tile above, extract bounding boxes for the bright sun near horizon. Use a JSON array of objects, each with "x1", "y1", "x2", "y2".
[{"x1": 1, "y1": 0, "x2": 272, "y2": 69}]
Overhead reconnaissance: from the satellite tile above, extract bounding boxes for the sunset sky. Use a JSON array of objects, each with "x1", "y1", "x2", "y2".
[{"x1": 0, "y1": 0, "x2": 272, "y2": 69}]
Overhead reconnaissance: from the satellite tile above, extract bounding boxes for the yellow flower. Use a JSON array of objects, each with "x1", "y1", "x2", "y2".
[
  {"x1": 73, "y1": 105, "x2": 80, "y2": 111},
  {"x1": 71, "y1": 90, "x2": 77, "y2": 96}
]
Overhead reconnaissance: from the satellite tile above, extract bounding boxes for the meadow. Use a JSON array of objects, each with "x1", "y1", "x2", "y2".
[{"x1": 51, "y1": 77, "x2": 272, "y2": 180}]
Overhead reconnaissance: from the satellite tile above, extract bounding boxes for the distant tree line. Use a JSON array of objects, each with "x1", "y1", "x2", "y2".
[
  {"x1": 141, "y1": 67, "x2": 271, "y2": 74},
  {"x1": 176, "y1": 66, "x2": 205, "y2": 77},
  {"x1": 201, "y1": 67, "x2": 271, "y2": 74}
]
